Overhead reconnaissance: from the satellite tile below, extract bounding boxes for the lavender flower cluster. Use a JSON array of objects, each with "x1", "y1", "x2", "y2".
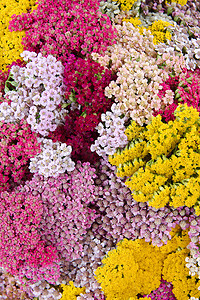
[{"x1": 0, "y1": 51, "x2": 67, "y2": 136}]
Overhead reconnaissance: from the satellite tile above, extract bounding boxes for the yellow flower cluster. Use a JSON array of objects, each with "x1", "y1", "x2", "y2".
[
  {"x1": 122, "y1": 18, "x2": 173, "y2": 44},
  {"x1": 0, "y1": 0, "x2": 36, "y2": 71},
  {"x1": 166, "y1": 0, "x2": 188, "y2": 6},
  {"x1": 148, "y1": 20, "x2": 173, "y2": 45},
  {"x1": 113, "y1": 0, "x2": 137, "y2": 11},
  {"x1": 122, "y1": 17, "x2": 145, "y2": 35},
  {"x1": 95, "y1": 226, "x2": 200, "y2": 300},
  {"x1": 109, "y1": 104, "x2": 200, "y2": 213},
  {"x1": 60, "y1": 281, "x2": 85, "y2": 300},
  {"x1": 95, "y1": 238, "x2": 165, "y2": 299}
]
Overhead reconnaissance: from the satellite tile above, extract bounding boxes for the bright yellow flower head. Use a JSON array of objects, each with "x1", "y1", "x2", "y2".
[
  {"x1": 165, "y1": 0, "x2": 187, "y2": 5},
  {"x1": 95, "y1": 238, "x2": 165, "y2": 300},
  {"x1": 60, "y1": 281, "x2": 85, "y2": 300},
  {"x1": 96, "y1": 228, "x2": 200, "y2": 300},
  {"x1": 0, "y1": 0, "x2": 36, "y2": 71},
  {"x1": 109, "y1": 104, "x2": 200, "y2": 211},
  {"x1": 113, "y1": 0, "x2": 137, "y2": 11}
]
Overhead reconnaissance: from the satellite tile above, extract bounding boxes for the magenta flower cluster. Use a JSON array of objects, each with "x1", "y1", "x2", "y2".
[
  {"x1": 9, "y1": 0, "x2": 117, "y2": 62},
  {"x1": 49, "y1": 54, "x2": 115, "y2": 162},
  {"x1": 154, "y1": 67, "x2": 200, "y2": 122},
  {"x1": 0, "y1": 119, "x2": 41, "y2": 192},
  {"x1": 0, "y1": 189, "x2": 58, "y2": 281}
]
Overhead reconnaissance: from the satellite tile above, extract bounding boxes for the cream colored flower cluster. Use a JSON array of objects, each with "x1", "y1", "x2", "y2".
[{"x1": 104, "y1": 51, "x2": 169, "y2": 125}]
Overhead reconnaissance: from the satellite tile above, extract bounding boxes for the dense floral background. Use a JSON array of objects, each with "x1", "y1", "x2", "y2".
[{"x1": 0, "y1": 0, "x2": 200, "y2": 299}]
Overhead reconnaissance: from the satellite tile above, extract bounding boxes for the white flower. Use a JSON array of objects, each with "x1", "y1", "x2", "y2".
[
  {"x1": 104, "y1": 86, "x2": 113, "y2": 98},
  {"x1": 101, "y1": 111, "x2": 112, "y2": 122},
  {"x1": 111, "y1": 103, "x2": 122, "y2": 115},
  {"x1": 95, "y1": 122, "x2": 104, "y2": 134},
  {"x1": 40, "y1": 108, "x2": 48, "y2": 119},
  {"x1": 32, "y1": 94, "x2": 41, "y2": 105},
  {"x1": 29, "y1": 105, "x2": 38, "y2": 115},
  {"x1": 104, "y1": 146, "x2": 115, "y2": 155},
  {"x1": 65, "y1": 159, "x2": 75, "y2": 172},
  {"x1": 98, "y1": 136, "x2": 108, "y2": 147},
  {"x1": 46, "y1": 101, "x2": 56, "y2": 111},
  {"x1": 27, "y1": 114, "x2": 36, "y2": 126}
]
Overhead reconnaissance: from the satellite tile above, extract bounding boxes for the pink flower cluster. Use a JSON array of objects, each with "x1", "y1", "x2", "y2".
[
  {"x1": 0, "y1": 189, "x2": 58, "y2": 281},
  {"x1": 0, "y1": 119, "x2": 41, "y2": 192},
  {"x1": 21, "y1": 161, "x2": 99, "y2": 262},
  {"x1": 154, "y1": 67, "x2": 200, "y2": 121},
  {"x1": 1, "y1": 51, "x2": 67, "y2": 136},
  {"x1": 9, "y1": 0, "x2": 117, "y2": 62}
]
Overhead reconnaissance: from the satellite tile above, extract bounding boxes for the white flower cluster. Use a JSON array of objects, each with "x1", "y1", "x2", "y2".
[
  {"x1": 29, "y1": 138, "x2": 75, "y2": 177},
  {"x1": 185, "y1": 255, "x2": 200, "y2": 280},
  {"x1": 99, "y1": 0, "x2": 120, "y2": 20},
  {"x1": 91, "y1": 103, "x2": 129, "y2": 157},
  {"x1": 0, "y1": 51, "x2": 67, "y2": 136},
  {"x1": 156, "y1": 25, "x2": 200, "y2": 71},
  {"x1": 29, "y1": 280, "x2": 62, "y2": 300}
]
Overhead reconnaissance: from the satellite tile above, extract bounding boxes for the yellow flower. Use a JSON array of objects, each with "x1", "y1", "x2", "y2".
[
  {"x1": 95, "y1": 238, "x2": 164, "y2": 299},
  {"x1": 96, "y1": 228, "x2": 200, "y2": 300},
  {"x1": 60, "y1": 281, "x2": 85, "y2": 300},
  {"x1": 111, "y1": 104, "x2": 200, "y2": 211},
  {"x1": 113, "y1": 0, "x2": 137, "y2": 11},
  {"x1": 125, "y1": 120, "x2": 145, "y2": 141},
  {"x1": 166, "y1": 0, "x2": 187, "y2": 5},
  {"x1": 0, "y1": 0, "x2": 36, "y2": 71}
]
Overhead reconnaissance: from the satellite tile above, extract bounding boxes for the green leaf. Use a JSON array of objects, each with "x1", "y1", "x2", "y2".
[{"x1": 81, "y1": 111, "x2": 87, "y2": 118}]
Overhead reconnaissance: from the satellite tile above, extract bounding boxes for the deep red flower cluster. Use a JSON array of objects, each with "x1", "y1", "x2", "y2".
[
  {"x1": 9, "y1": 0, "x2": 117, "y2": 63},
  {"x1": 49, "y1": 55, "x2": 116, "y2": 162},
  {"x1": 0, "y1": 119, "x2": 41, "y2": 192},
  {"x1": 0, "y1": 189, "x2": 58, "y2": 279},
  {"x1": 154, "y1": 68, "x2": 200, "y2": 122}
]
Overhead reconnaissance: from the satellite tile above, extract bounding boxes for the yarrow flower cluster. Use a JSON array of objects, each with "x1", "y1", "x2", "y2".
[
  {"x1": 0, "y1": 189, "x2": 59, "y2": 281},
  {"x1": 22, "y1": 162, "x2": 99, "y2": 262},
  {"x1": 91, "y1": 103, "x2": 129, "y2": 157},
  {"x1": 109, "y1": 103, "x2": 200, "y2": 214},
  {"x1": 0, "y1": 0, "x2": 37, "y2": 71},
  {"x1": 95, "y1": 226, "x2": 200, "y2": 300},
  {"x1": 91, "y1": 21, "x2": 157, "y2": 72},
  {"x1": 1, "y1": 0, "x2": 200, "y2": 299},
  {"x1": 103, "y1": 50, "x2": 169, "y2": 125},
  {"x1": 0, "y1": 51, "x2": 67, "y2": 136},
  {"x1": 49, "y1": 54, "x2": 115, "y2": 163},
  {"x1": 29, "y1": 138, "x2": 75, "y2": 177},
  {"x1": 0, "y1": 119, "x2": 40, "y2": 192},
  {"x1": 9, "y1": 0, "x2": 117, "y2": 61}
]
